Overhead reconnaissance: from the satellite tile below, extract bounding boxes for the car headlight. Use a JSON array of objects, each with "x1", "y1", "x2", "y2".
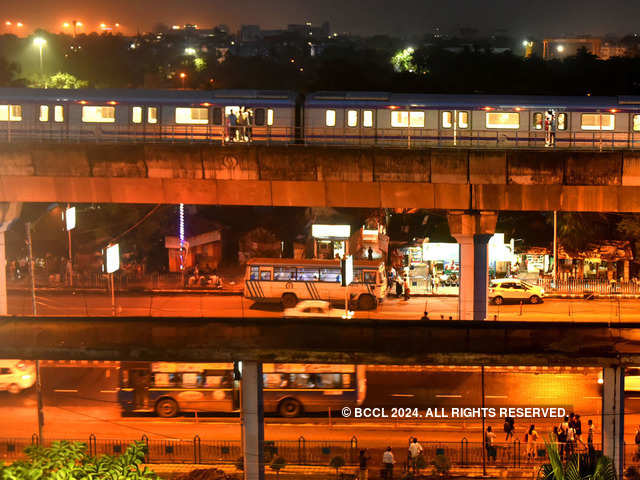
[
  {"x1": 541, "y1": 289, "x2": 545, "y2": 295},
  {"x1": 21, "y1": 374, "x2": 32, "y2": 381}
]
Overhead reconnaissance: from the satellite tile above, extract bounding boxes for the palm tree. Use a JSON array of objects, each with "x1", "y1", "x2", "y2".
[{"x1": 538, "y1": 437, "x2": 616, "y2": 480}]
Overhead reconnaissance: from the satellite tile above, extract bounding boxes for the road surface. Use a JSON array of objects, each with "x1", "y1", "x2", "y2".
[
  {"x1": 3, "y1": 364, "x2": 640, "y2": 447},
  {"x1": 7, "y1": 291, "x2": 640, "y2": 322}
]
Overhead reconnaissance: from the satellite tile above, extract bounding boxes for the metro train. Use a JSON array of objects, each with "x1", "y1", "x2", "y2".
[{"x1": 1, "y1": 87, "x2": 640, "y2": 149}]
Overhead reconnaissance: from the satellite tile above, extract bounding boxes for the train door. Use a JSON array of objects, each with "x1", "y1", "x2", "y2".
[{"x1": 225, "y1": 106, "x2": 254, "y2": 143}]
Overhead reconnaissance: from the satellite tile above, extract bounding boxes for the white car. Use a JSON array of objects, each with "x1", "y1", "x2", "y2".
[
  {"x1": 489, "y1": 278, "x2": 545, "y2": 305},
  {"x1": 284, "y1": 300, "x2": 354, "y2": 319},
  {"x1": 0, "y1": 360, "x2": 36, "y2": 394}
]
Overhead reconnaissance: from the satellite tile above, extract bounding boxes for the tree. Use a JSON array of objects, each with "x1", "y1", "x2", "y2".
[
  {"x1": 537, "y1": 437, "x2": 616, "y2": 480},
  {"x1": 46, "y1": 72, "x2": 89, "y2": 89},
  {"x1": 329, "y1": 455, "x2": 346, "y2": 478}
]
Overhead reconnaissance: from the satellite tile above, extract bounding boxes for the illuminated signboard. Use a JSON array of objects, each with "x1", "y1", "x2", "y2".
[
  {"x1": 312, "y1": 224, "x2": 350, "y2": 239},
  {"x1": 341, "y1": 255, "x2": 353, "y2": 287},
  {"x1": 105, "y1": 244, "x2": 120, "y2": 273},
  {"x1": 65, "y1": 207, "x2": 76, "y2": 231}
]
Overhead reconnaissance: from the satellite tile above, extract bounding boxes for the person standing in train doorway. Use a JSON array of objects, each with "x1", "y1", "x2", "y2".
[
  {"x1": 549, "y1": 110, "x2": 557, "y2": 147},
  {"x1": 545, "y1": 110, "x2": 556, "y2": 147}
]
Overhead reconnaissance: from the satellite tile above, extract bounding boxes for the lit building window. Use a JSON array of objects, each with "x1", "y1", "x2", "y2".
[
  {"x1": 54, "y1": 105, "x2": 64, "y2": 122},
  {"x1": 39, "y1": 105, "x2": 49, "y2": 122},
  {"x1": 325, "y1": 109, "x2": 336, "y2": 127},
  {"x1": 363, "y1": 110, "x2": 373, "y2": 128},
  {"x1": 391, "y1": 111, "x2": 409, "y2": 127},
  {"x1": 581, "y1": 113, "x2": 614, "y2": 131},
  {"x1": 132, "y1": 106, "x2": 142, "y2": 124},
  {"x1": 0, "y1": 105, "x2": 22, "y2": 121},
  {"x1": 486, "y1": 112, "x2": 520, "y2": 129},
  {"x1": 82, "y1": 106, "x2": 116, "y2": 123},
  {"x1": 442, "y1": 111, "x2": 452, "y2": 128},
  {"x1": 148, "y1": 107, "x2": 158, "y2": 124},
  {"x1": 175, "y1": 107, "x2": 208, "y2": 124},
  {"x1": 634, "y1": 115, "x2": 640, "y2": 132},
  {"x1": 557, "y1": 113, "x2": 567, "y2": 130},
  {"x1": 267, "y1": 108, "x2": 274, "y2": 126},
  {"x1": 458, "y1": 111, "x2": 469, "y2": 129},
  {"x1": 347, "y1": 109, "x2": 358, "y2": 127},
  {"x1": 409, "y1": 111, "x2": 424, "y2": 127}
]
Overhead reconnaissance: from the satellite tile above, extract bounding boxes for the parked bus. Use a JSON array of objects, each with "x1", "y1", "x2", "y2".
[
  {"x1": 243, "y1": 258, "x2": 386, "y2": 310},
  {"x1": 118, "y1": 362, "x2": 366, "y2": 418}
]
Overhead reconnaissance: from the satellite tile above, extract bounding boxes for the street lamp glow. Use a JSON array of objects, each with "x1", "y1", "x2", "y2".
[
  {"x1": 16, "y1": 22, "x2": 23, "y2": 27},
  {"x1": 184, "y1": 47, "x2": 197, "y2": 56},
  {"x1": 557, "y1": 45, "x2": 564, "y2": 52},
  {"x1": 33, "y1": 37, "x2": 46, "y2": 47}
]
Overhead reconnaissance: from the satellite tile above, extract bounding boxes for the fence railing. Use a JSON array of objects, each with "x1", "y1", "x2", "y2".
[
  {"x1": 0, "y1": 435, "x2": 623, "y2": 471},
  {"x1": 536, "y1": 278, "x2": 640, "y2": 295}
]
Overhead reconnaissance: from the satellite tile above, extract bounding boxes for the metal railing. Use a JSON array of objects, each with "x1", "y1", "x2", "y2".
[
  {"x1": 536, "y1": 278, "x2": 640, "y2": 296},
  {"x1": 2, "y1": 123, "x2": 640, "y2": 151}
]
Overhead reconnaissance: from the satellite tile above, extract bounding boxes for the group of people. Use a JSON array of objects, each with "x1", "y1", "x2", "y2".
[
  {"x1": 387, "y1": 266, "x2": 411, "y2": 301},
  {"x1": 358, "y1": 437, "x2": 425, "y2": 480},
  {"x1": 225, "y1": 107, "x2": 254, "y2": 143},
  {"x1": 485, "y1": 413, "x2": 593, "y2": 464}
]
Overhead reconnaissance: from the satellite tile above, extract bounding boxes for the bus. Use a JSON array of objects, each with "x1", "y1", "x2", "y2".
[
  {"x1": 118, "y1": 362, "x2": 366, "y2": 418},
  {"x1": 244, "y1": 258, "x2": 386, "y2": 310}
]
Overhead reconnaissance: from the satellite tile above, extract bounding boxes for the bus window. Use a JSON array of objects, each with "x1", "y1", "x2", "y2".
[
  {"x1": 274, "y1": 267, "x2": 296, "y2": 281},
  {"x1": 250, "y1": 266, "x2": 259, "y2": 280},
  {"x1": 342, "y1": 374, "x2": 353, "y2": 388},
  {"x1": 259, "y1": 270, "x2": 272, "y2": 281},
  {"x1": 182, "y1": 373, "x2": 200, "y2": 387},
  {"x1": 152, "y1": 372, "x2": 177, "y2": 387},
  {"x1": 290, "y1": 374, "x2": 315, "y2": 388},
  {"x1": 264, "y1": 373, "x2": 288, "y2": 388},
  {"x1": 319, "y1": 268, "x2": 340, "y2": 282},
  {"x1": 121, "y1": 369, "x2": 130, "y2": 387},
  {"x1": 297, "y1": 268, "x2": 319, "y2": 281},
  {"x1": 363, "y1": 271, "x2": 376, "y2": 283},
  {"x1": 317, "y1": 373, "x2": 342, "y2": 388}
]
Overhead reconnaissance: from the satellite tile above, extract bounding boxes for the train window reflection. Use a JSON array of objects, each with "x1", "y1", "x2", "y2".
[
  {"x1": 581, "y1": 113, "x2": 614, "y2": 130},
  {"x1": 39, "y1": 105, "x2": 49, "y2": 122},
  {"x1": 82, "y1": 106, "x2": 115, "y2": 123},
  {"x1": 347, "y1": 110, "x2": 358, "y2": 127},
  {"x1": 458, "y1": 111, "x2": 469, "y2": 129},
  {"x1": 486, "y1": 112, "x2": 519, "y2": 129},
  {"x1": 325, "y1": 109, "x2": 336, "y2": 127},
  {"x1": 363, "y1": 110, "x2": 373, "y2": 127},
  {"x1": 633, "y1": 115, "x2": 640, "y2": 132},
  {"x1": 533, "y1": 112, "x2": 543, "y2": 130},
  {"x1": 175, "y1": 107, "x2": 208, "y2": 124},
  {"x1": 442, "y1": 111, "x2": 452, "y2": 128}
]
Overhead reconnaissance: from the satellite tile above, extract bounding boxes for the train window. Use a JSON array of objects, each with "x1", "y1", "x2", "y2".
[
  {"x1": 347, "y1": 110, "x2": 358, "y2": 127},
  {"x1": 175, "y1": 107, "x2": 208, "y2": 124},
  {"x1": 132, "y1": 106, "x2": 142, "y2": 124},
  {"x1": 254, "y1": 108, "x2": 265, "y2": 126},
  {"x1": 82, "y1": 106, "x2": 116, "y2": 123},
  {"x1": 442, "y1": 111, "x2": 452, "y2": 128},
  {"x1": 363, "y1": 110, "x2": 373, "y2": 128},
  {"x1": 486, "y1": 112, "x2": 519, "y2": 129},
  {"x1": 325, "y1": 109, "x2": 336, "y2": 127},
  {"x1": 147, "y1": 107, "x2": 158, "y2": 124},
  {"x1": 212, "y1": 107, "x2": 223, "y2": 125},
  {"x1": 39, "y1": 105, "x2": 49, "y2": 122},
  {"x1": 0, "y1": 105, "x2": 22, "y2": 121},
  {"x1": 581, "y1": 113, "x2": 614, "y2": 130},
  {"x1": 267, "y1": 109, "x2": 274, "y2": 126},
  {"x1": 409, "y1": 111, "x2": 424, "y2": 127},
  {"x1": 634, "y1": 115, "x2": 640, "y2": 132},
  {"x1": 557, "y1": 113, "x2": 567, "y2": 130},
  {"x1": 458, "y1": 111, "x2": 469, "y2": 129},
  {"x1": 54, "y1": 105, "x2": 64, "y2": 122},
  {"x1": 391, "y1": 111, "x2": 408, "y2": 127},
  {"x1": 533, "y1": 112, "x2": 543, "y2": 130}
]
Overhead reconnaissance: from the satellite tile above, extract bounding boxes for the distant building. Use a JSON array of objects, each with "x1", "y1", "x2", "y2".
[
  {"x1": 600, "y1": 42, "x2": 628, "y2": 59},
  {"x1": 542, "y1": 37, "x2": 601, "y2": 59},
  {"x1": 239, "y1": 25, "x2": 262, "y2": 43},
  {"x1": 165, "y1": 229, "x2": 223, "y2": 273}
]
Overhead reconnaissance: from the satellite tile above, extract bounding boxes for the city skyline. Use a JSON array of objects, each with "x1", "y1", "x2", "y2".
[{"x1": 3, "y1": 0, "x2": 640, "y2": 38}]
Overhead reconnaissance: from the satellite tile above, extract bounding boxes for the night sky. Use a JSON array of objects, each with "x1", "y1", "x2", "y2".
[{"x1": 4, "y1": 0, "x2": 640, "y2": 37}]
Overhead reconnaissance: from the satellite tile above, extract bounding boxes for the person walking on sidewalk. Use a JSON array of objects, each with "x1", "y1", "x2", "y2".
[
  {"x1": 403, "y1": 276, "x2": 411, "y2": 301},
  {"x1": 408, "y1": 437, "x2": 423, "y2": 472},
  {"x1": 359, "y1": 449, "x2": 371, "y2": 480},
  {"x1": 485, "y1": 426, "x2": 497, "y2": 464},
  {"x1": 382, "y1": 447, "x2": 395, "y2": 479}
]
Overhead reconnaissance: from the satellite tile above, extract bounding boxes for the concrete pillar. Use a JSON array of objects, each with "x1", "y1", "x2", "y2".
[
  {"x1": 602, "y1": 366, "x2": 624, "y2": 475},
  {"x1": 241, "y1": 361, "x2": 265, "y2": 480},
  {"x1": 448, "y1": 212, "x2": 497, "y2": 321},
  {"x1": 0, "y1": 203, "x2": 22, "y2": 315}
]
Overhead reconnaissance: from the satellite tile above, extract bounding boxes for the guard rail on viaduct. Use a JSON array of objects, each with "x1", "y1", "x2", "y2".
[{"x1": 2, "y1": 144, "x2": 640, "y2": 212}]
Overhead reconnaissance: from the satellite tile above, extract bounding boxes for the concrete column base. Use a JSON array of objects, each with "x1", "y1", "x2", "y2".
[
  {"x1": 602, "y1": 366, "x2": 624, "y2": 475},
  {"x1": 0, "y1": 203, "x2": 22, "y2": 316},
  {"x1": 241, "y1": 361, "x2": 265, "y2": 480}
]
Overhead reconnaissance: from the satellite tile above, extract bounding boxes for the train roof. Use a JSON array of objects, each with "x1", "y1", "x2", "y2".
[
  {"x1": 0, "y1": 88, "x2": 297, "y2": 105},
  {"x1": 306, "y1": 91, "x2": 626, "y2": 109},
  {"x1": 246, "y1": 258, "x2": 383, "y2": 267}
]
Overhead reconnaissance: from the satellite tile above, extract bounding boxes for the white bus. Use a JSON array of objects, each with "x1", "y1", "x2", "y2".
[{"x1": 244, "y1": 258, "x2": 386, "y2": 310}]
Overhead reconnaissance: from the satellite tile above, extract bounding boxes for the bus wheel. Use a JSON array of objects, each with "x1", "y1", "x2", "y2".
[
  {"x1": 281, "y1": 293, "x2": 298, "y2": 309},
  {"x1": 278, "y1": 398, "x2": 302, "y2": 418},
  {"x1": 156, "y1": 398, "x2": 179, "y2": 418},
  {"x1": 358, "y1": 294, "x2": 376, "y2": 311}
]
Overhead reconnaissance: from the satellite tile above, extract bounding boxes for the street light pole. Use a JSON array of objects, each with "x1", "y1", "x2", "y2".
[
  {"x1": 553, "y1": 211, "x2": 557, "y2": 285},
  {"x1": 33, "y1": 37, "x2": 46, "y2": 78}
]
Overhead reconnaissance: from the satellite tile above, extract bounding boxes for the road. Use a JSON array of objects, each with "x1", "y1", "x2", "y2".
[
  {"x1": 3, "y1": 365, "x2": 640, "y2": 447},
  {"x1": 7, "y1": 291, "x2": 640, "y2": 322}
]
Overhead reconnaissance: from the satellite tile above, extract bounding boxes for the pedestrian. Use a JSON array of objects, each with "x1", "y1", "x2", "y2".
[
  {"x1": 426, "y1": 271, "x2": 432, "y2": 294},
  {"x1": 367, "y1": 246, "x2": 373, "y2": 260},
  {"x1": 558, "y1": 416, "x2": 569, "y2": 459},
  {"x1": 575, "y1": 414, "x2": 582, "y2": 444},
  {"x1": 403, "y1": 276, "x2": 411, "y2": 301},
  {"x1": 433, "y1": 274, "x2": 439, "y2": 293},
  {"x1": 566, "y1": 422, "x2": 576, "y2": 456},
  {"x1": 504, "y1": 417, "x2": 515, "y2": 441},
  {"x1": 408, "y1": 437, "x2": 423, "y2": 472},
  {"x1": 485, "y1": 426, "x2": 497, "y2": 464},
  {"x1": 382, "y1": 446, "x2": 395, "y2": 480},
  {"x1": 359, "y1": 448, "x2": 371, "y2": 480},
  {"x1": 635, "y1": 425, "x2": 640, "y2": 453},
  {"x1": 395, "y1": 277, "x2": 403, "y2": 297},
  {"x1": 526, "y1": 424, "x2": 538, "y2": 460},
  {"x1": 587, "y1": 419, "x2": 594, "y2": 455}
]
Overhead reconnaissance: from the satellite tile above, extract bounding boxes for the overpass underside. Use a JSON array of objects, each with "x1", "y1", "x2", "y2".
[{"x1": 1, "y1": 144, "x2": 640, "y2": 211}]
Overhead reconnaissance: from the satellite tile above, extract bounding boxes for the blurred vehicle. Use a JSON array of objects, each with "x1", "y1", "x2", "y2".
[
  {"x1": 0, "y1": 360, "x2": 36, "y2": 394},
  {"x1": 284, "y1": 300, "x2": 354, "y2": 319},
  {"x1": 489, "y1": 278, "x2": 545, "y2": 305}
]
